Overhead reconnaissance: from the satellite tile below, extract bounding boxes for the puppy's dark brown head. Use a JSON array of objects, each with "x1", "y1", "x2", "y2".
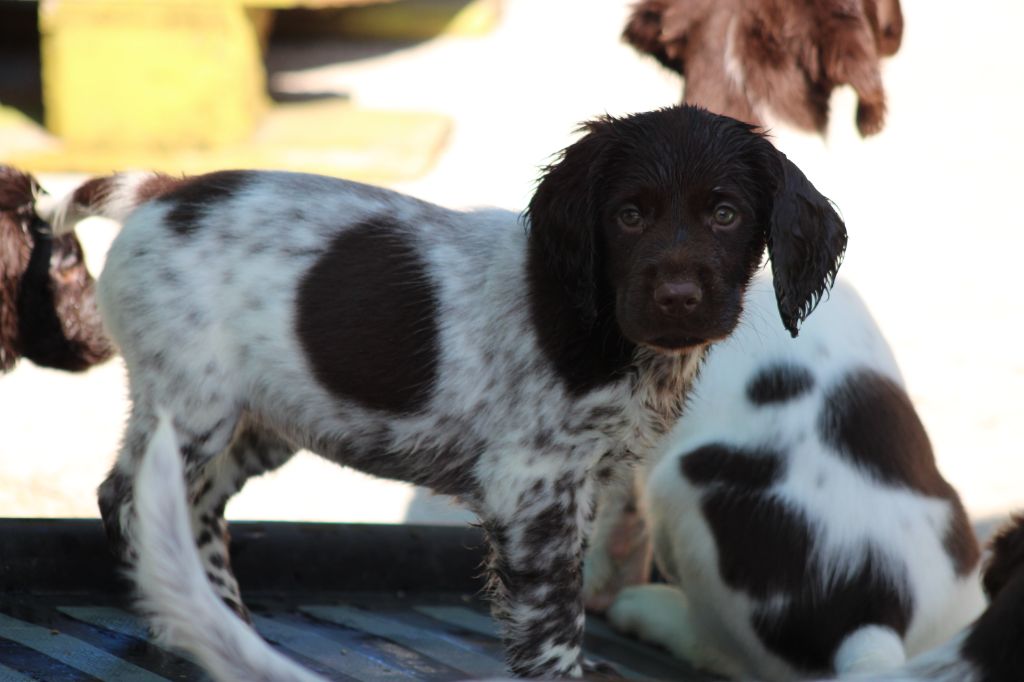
[
  {"x1": 0, "y1": 165, "x2": 113, "y2": 372},
  {"x1": 527, "y1": 106, "x2": 845, "y2": 389}
]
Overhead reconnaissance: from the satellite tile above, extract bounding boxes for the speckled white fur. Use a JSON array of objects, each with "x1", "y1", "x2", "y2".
[
  {"x1": 46, "y1": 169, "x2": 703, "y2": 679},
  {"x1": 134, "y1": 411, "x2": 323, "y2": 682}
]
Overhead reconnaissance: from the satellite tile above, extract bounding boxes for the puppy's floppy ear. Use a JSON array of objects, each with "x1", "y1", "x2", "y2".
[
  {"x1": 526, "y1": 117, "x2": 615, "y2": 321},
  {"x1": 766, "y1": 151, "x2": 847, "y2": 337},
  {"x1": 0, "y1": 165, "x2": 40, "y2": 371}
]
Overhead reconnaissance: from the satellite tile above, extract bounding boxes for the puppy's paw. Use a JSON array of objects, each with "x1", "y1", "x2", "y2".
[
  {"x1": 606, "y1": 584, "x2": 690, "y2": 649},
  {"x1": 608, "y1": 585, "x2": 736, "y2": 676}
]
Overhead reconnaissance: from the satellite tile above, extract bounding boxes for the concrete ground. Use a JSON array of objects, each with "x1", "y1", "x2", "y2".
[{"x1": 2, "y1": 0, "x2": 1023, "y2": 529}]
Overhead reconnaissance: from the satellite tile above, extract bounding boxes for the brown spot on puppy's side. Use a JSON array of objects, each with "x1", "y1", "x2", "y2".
[
  {"x1": 944, "y1": 504, "x2": 982, "y2": 577},
  {"x1": 746, "y1": 363, "x2": 815, "y2": 405},
  {"x1": 681, "y1": 445, "x2": 801, "y2": 599},
  {"x1": 682, "y1": 442, "x2": 913, "y2": 674},
  {"x1": 693, "y1": 458, "x2": 810, "y2": 597},
  {"x1": 160, "y1": 170, "x2": 256, "y2": 237},
  {"x1": 817, "y1": 370, "x2": 980, "y2": 575},
  {"x1": 681, "y1": 443, "x2": 784, "y2": 490},
  {"x1": 296, "y1": 219, "x2": 440, "y2": 414},
  {"x1": 753, "y1": 548, "x2": 912, "y2": 673}
]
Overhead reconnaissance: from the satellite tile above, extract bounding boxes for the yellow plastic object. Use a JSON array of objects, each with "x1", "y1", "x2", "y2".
[
  {"x1": 269, "y1": 0, "x2": 502, "y2": 39},
  {"x1": 39, "y1": 0, "x2": 269, "y2": 150},
  {"x1": 341, "y1": 0, "x2": 502, "y2": 38},
  {"x1": 247, "y1": 0, "x2": 399, "y2": 7},
  {"x1": 6, "y1": 100, "x2": 451, "y2": 184}
]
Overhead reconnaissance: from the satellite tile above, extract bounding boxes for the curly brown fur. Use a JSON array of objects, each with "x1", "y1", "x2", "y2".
[
  {"x1": 0, "y1": 165, "x2": 113, "y2": 372},
  {"x1": 623, "y1": 0, "x2": 903, "y2": 137}
]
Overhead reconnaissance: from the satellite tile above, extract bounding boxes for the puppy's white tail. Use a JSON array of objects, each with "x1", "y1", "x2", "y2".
[
  {"x1": 830, "y1": 514, "x2": 1024, "y2": 682},
  {"x1": 36, "y1": 172, "x2": 185, "y2": 236},
  {"x1": 133, "y1": 412, "x2": 326, "y2": 682},
  {"x1": 839, "y1": 632, "x2": 973, "y2": 682}
]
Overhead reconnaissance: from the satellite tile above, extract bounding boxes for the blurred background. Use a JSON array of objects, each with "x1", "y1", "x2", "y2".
[{"x1": 1, "y1": 0, "x2": 1022, "y2": 532}]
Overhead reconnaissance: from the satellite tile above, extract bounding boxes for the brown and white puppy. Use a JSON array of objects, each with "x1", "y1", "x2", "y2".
[
  {"x1": 0, "y1": 166, "x2": 113, "y2": 373},
  {"x1": 622, "y1": 0, "x2": 904, "y2": 136},
  {"x1": 586, "y1": 274, "x2": 985, "y2": 680},
  {"x1": 43, "y1": 105, "x2": 846, "y2": 678}
]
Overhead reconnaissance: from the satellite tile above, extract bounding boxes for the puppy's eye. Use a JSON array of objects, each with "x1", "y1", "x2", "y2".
[
  {"x1": 617, "y1": 205, "x2": 644, "y2": 231},
  {"x1": 712, "y1": 204, "x2": 738, "y2": 228}
]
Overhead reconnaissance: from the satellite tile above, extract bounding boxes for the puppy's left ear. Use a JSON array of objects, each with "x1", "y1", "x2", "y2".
[
  {"x1": 526, "y1": 117, "x2": 615, "y2": 321},
  {"x1": 766, "y1": 152, "x2": 847, "y2": 337}
]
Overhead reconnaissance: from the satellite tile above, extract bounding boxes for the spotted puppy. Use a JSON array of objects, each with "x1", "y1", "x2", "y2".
[
  {"x1": 586, "y1": 274, "x2": 985, "y2": 680},
  {"x1": 44, "y1": 105, "x2": 846, "y2": 677}
]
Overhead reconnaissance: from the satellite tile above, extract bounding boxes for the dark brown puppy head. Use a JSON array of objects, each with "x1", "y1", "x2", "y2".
[
  {"x1": 527, "y1": 106, "x2": 845, "y2": 372},
  {"x1": 0, "y1": 165, "x2": 113, "y2": 372}
]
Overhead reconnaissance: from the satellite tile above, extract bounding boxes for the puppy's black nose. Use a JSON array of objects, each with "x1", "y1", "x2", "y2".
[{"x1": 654, "y1": 280, "x2": 702, "y2": 316}]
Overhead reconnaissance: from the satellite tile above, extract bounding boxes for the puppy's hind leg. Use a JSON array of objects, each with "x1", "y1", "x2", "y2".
[
  {"x1": 99, "y1": 405, "x2": 161, "y2": 565},
  {"x1": 186, "y1": 422, "x2": 297, "y2": 621},
  {"x1": 98, "y1": 393, "x2": 242, "y2": 606}
]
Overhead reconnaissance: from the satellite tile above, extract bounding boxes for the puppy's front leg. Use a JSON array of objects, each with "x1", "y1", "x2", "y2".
[{"x1": 478, "y1": 467, "x2": 596, "y2": 678}]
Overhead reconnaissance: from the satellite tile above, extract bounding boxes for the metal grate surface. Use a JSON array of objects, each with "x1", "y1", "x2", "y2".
[
  {"x1": 0, "y1": 520, "x2": 707, "y2": 681},
  {"x1": 0, "y1": 591, "x2": 708, "y2": 681}
]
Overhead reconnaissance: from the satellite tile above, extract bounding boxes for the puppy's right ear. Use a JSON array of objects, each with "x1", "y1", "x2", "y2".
[
  {"x1": 526, "y1": 118, "x2": 615, "y2": 321},
  {"x1": 765, "y1": 152, "x2": 848, "y2": 337}
]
